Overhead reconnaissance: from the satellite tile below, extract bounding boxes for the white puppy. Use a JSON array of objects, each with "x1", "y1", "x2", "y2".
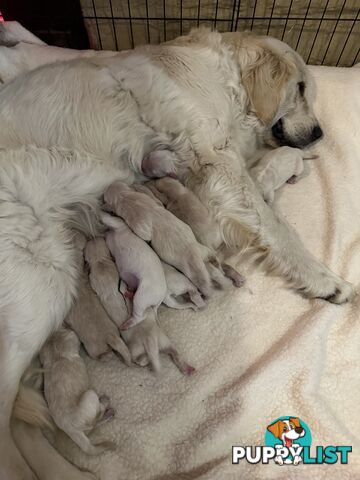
[
  {"x1": 121, "y1": 310, "x2": 195, "y2": 375},
  {"x1": 162, "y1": 262, "x2": 205, "y2": 310},
  {"x1": 104, "y1": 181, "x2": 213, "y2": 297},
  {"x1": 251, "y1": 146, "x2": 316, "y2": 203},
  {"x1": 103, "y1": 214, "x2": 167, "y2": 330},
  {"x1": 65, "y1": 272, "x2": 131, "y2": 364},
  {"x1": 40, "y1": 328, "x2": 115, "y2": 455}
]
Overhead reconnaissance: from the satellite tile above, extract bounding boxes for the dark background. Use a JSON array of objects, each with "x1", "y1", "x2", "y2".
[{"x1": 0, "y1": 0, "x2": 89, "y2": 48}]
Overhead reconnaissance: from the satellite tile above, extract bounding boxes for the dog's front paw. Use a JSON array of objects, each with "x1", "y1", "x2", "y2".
[
  {"x1": 293, "y1": 455, "x2": 302, "y2": 465},
  {"x1": 300, "y1": 267, "x2": 356, "y2": 305},
  {"x1": 321, "y1": 279, "x2": 356, "y2": 304},
  {"x1": 275, "y1": 455, "x2": 284, "y2": 465}
]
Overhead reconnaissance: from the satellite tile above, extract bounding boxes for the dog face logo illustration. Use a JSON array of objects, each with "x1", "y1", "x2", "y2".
[
  {"x1": 267, "y1": 417, "x2": 305, "y2": 448},
  {"x1": 265, "y1": 416, "x2": 311, "y2": 465}
]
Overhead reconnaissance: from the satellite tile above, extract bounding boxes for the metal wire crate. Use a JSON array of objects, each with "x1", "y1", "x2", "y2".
[{"x1": 81, "y1": 0, "x2": 359, "y2": 66}]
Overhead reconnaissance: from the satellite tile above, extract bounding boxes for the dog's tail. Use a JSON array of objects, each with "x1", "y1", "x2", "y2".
[{"x1": 13, "y1": 384, "x2": 53, "y2": 429}]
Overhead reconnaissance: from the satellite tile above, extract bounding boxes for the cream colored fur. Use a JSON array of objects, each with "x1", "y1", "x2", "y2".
[{"x1": 0, "y1": 24, "x2": 355, "y2": 480}]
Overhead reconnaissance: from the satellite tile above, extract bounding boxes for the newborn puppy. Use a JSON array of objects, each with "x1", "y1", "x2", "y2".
[
  {"x1": 144, "y1": 179, "x2": 245, "y2": 288},
  {"x1": 132, "y1": 183, "x2": 164, "y2": 206},
  {"x1": 40, "y1": 328, "x2": 115, "y2": 455},
  {"x1": 85, "y1": 237, "x2": 128, "y2": 329},
  {"x1": 141, "y1": 148, "x2": 178, "y2": 179},
  {"x1": 103, "y1": 214, "x2": 167, "y2": 330},
  {"x1": 147, "y1": 177, "x2": 222, "y2": 250},
  {"x1": 121, "y1": 310, "x2": 195, "y2": 375},
  {"x1": 104, "y1": 181, "x2": 212, "y2": 297},
  {"x1": 162, "y1": 262, "x2": 205, "y2": 310},
  {"x1": 65, "y1": 271, "x2": 131, "y2": 364},
  {"x1": 251, "y1": 146, "x2": 317, "y2": 204}
]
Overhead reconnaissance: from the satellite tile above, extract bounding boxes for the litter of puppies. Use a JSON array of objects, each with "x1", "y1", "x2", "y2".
[{"x1": 36, "y1": 167, "x2": 245, "y2": 453}]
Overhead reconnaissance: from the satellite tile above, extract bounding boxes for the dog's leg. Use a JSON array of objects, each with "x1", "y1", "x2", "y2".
[
  {"x1": 12, "y1": 420, "x2": 96, "y2": 480},
  {"x1": 187, "y1": 158, "x2": 354, "y2": 303},
  {"x1": 221, "y1": 263, "x2": 246, "y2": 288}
]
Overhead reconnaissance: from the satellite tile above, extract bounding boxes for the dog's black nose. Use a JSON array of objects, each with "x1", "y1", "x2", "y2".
[
  {"x1": 311, "y1": 125, "x2": 323, "y2": 142},
  {"x1": 295, "y1": 427, "x2": 303, "y2": 434},
  {"x1": 271, "y1": 118, "x2": 284, "y2": 141}
]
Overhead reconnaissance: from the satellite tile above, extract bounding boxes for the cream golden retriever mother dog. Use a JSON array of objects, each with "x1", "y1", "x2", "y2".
[{"x1": 0, "y1": 27, "x2": 354, "y2": 479}]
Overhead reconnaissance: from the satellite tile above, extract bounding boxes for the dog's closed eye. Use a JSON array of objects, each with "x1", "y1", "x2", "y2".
[{"x1": 298, "y1": 81, "x2": 305, "y2": 96}]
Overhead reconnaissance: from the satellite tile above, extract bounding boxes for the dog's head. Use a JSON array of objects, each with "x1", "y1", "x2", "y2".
[
  {"x1": 267, "y1": 417, "x2": 305, "y2": 447},
  {"x1": 222, "y1": 32, "x2": 322, "y2": 149}
]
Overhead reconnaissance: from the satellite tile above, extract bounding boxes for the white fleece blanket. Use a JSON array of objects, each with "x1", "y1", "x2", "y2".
[{"x1": 53, "y1": 66, "x2": 360, "y2": 480}]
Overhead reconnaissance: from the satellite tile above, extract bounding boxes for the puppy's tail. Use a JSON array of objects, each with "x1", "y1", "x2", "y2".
[
  {"x1": 106, "y1": 333, "x2": 132, "y2": 366},
  {"x1": 13, "y1": 385, "x2": 53, "y2": 429}
]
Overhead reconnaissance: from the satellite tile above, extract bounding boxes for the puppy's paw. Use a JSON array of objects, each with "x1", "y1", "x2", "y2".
[
  {"x1": 286, "y1": 175, "x2": 298, "y2": 184},
  {"x1": 102, "y1": 407, "x2": 115, "y2": 422},
  {"x1": 134, "y1": 353, "x2": 150, "y2": 367}
]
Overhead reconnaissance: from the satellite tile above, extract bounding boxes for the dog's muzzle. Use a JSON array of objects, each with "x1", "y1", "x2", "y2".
[{"x1": 272, "y1": 119, "x2": 323, "y2": 148}]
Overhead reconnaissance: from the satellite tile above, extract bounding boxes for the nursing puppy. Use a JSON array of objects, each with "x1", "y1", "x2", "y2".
[
  {"x1": 65, "y1": 272, "x2": 131, "y2": 364},
  {"x1": 147, "y1": 178, "x2": 245, "y2": 287},
  {"x1": 121, "y1": 310, "x2": 195, "y2": 375},
  {"x1": 162, "y1": 262, "x2": 205, "y2": 311},
  {"x1": 251, "y1": 146, "x2": 316, "y2": 203},
  {"x1": 40, "y1": 328, "x2": 115, "y2": 455},
  {"x1": 66, "y1": 232, "x2": 130, "y2": 362},
  {"x1": 103, "y1": 214, "x2": 167, "y2": 330},
  {"x1": 85, "y1": 237, "x2": 128, "y2": 329},
  {"x1": 147, "y1": 177, "x2": 222, "y2": 250},
  {"x1": 104, "y1": 181, "x2": 214, "y2": 297}
]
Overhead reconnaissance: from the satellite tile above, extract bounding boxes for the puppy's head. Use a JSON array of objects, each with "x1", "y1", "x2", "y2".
[
  {"x1": 104, "y1": 181, "x2": 131, "y2": 208},
  {"x1": 223, "y1": 32, "x2": 322, "y2": 149},
  {"x1": 154, "y1": 177, "x2": 184, "y2": 198},
  {"x1": 84, "y1": 237, "x2": 111, "y2": 264}
]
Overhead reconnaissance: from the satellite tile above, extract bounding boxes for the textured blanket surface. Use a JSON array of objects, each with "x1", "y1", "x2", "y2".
[{"x1": 54, "y1": 66, "x2": 360, "y2": 480}]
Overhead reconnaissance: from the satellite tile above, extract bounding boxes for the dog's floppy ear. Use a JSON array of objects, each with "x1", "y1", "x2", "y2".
[
  {"x1": 241, "y1": 47, "x2": 294, "y2": 126},
  {"x1": 267, "y1": 420, "x2": 284, "y2": 439},
  {"x1": 289, "y1": 417, "x2": 301, "y2": 428}
]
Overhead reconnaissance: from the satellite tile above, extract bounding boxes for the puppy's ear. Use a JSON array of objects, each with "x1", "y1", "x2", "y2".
[
  {"x1": 241, "y1": 47, "x2": 294, "y2": 126},
  {"x1": 289, "y1": 417, "x2": 301, "y2": 428},
  {"x1": 267, "y1": 420, "x2": 284, "y2": 439}
]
